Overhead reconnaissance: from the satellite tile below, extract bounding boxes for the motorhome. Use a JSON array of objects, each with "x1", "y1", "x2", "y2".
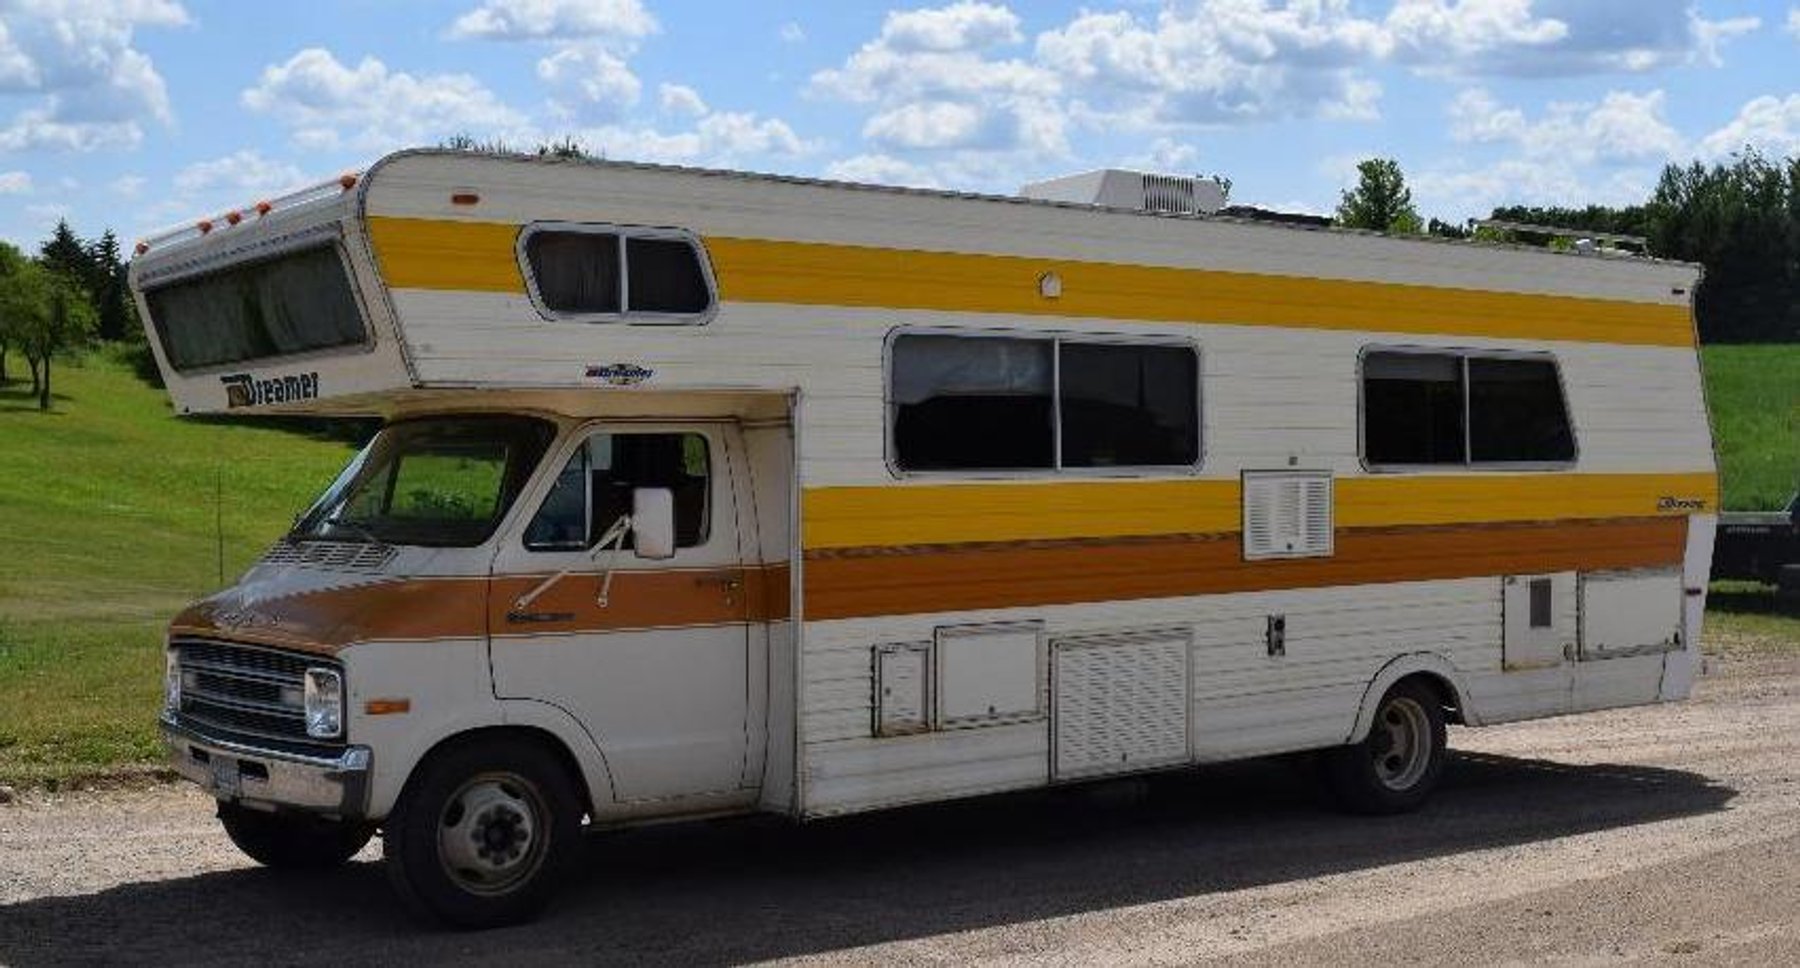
[{"x1": 129, "y1": 150, "x2": 1718, "y2": 928}]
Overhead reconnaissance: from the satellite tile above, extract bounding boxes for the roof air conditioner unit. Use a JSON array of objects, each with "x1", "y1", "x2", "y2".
[{"x1": 1019, "y1": 169, "x2": 1227, "y2": 215}]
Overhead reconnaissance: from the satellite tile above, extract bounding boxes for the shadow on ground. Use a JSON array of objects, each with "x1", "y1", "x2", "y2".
[{"x1": 0, "y1": 749, "x2": 1735, "y2": 966}]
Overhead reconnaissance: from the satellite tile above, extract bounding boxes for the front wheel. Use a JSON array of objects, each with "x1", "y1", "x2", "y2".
[
  {"x1": 218, "y1": 802, "x2": 374, "y2": 869},
  {"x1": 383, "y1": 737, "x2": 581, "y2": 929},
  {"x1": 1325, "y1": 680, "x2": 1448, "y2": 814}
]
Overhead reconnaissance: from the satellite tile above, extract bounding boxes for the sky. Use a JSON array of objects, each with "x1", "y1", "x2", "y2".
[{"x1": 0, "y1": 0, "x2": 1797, "y2": 249}]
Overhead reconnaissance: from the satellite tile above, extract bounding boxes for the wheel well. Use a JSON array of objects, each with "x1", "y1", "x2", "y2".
[
  {"x1": 405, "y1": 726, "x2": 595, "y2": 817},
  {"x1": 1397, "y1": 671, "x2": 1464, "y2": 725}
]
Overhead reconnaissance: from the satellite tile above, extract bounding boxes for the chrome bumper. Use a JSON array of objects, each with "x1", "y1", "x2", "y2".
[{"x1": 161, "y1": 714, "x2": 372, "y2": 819}]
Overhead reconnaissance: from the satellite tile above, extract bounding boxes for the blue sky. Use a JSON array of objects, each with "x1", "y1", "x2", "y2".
[{"x1": 1, "y1": 1, "x2": 1797, "y2": 249}]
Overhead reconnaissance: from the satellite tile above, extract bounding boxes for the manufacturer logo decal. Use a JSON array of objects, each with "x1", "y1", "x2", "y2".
[
  {"x1": 584, "y1": 363, "x2": 654, "y2": 386},
  {"x1": 1657, "y1": 496, "x2": 1708, "y2": 512},
  {"x1": 221, "y1": 371, "x2": 321, "y2": 408}
]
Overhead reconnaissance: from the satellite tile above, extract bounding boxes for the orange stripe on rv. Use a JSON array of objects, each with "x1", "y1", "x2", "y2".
[{"x1": 363, "y1": 216, "x2": 1696, "y2": 348}]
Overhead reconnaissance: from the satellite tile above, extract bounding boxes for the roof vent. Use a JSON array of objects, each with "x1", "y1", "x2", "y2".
[{"x1": 1019, "y1": 169, "x2": 1227, "y2": 215}]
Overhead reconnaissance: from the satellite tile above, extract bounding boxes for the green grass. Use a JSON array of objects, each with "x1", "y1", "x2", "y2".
[
  {"x1": 1702, "y1": 344, "x2": 1800, "y2": 511},
  {"x1": 0, "y1": 348, "x2": 357, "y2": 785}
]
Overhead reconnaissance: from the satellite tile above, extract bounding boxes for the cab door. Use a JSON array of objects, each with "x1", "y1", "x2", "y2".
[{"x1": 488, "y1": 424, "x2": 752, "y2": 803}]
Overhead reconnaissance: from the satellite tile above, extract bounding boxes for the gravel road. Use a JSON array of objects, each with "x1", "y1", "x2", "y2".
[{"x1": 4, "y1": 654, "x2": 1797, "y2": 967}]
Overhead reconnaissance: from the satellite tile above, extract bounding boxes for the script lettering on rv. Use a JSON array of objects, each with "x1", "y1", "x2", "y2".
[
  {"x1": 1657, "y1": 495, "x2": 1709, "y2": 512},
  {"x1": 220, "y1": 371, "x2": 322, "y2": 408},
  {"x1": 584, "y1": 363, "x2": 655, "y2": 386}
]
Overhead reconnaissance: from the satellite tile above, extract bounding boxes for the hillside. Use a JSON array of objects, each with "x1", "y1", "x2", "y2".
[
  {"x1": 1702, "y1": 344, "x2": 1800, "y2": 512},
  {"x1": 0, "y1": 349, "x2": 357, "y2": 783}
]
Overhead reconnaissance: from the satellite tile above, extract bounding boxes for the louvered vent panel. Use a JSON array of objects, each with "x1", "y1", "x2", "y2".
[
  {"x1": 259, "y1": 540, "x2": 396, "y2": 573},
  {"x1": 1053, "y1": 631, "x2": 1189, "y2": 779},
  {"x1": 1140, "y1": 174, "x2": 1198, "y2": 214},
  {"x1": 1242, "y1": 471, "x2": 1335, "y2": 560}
]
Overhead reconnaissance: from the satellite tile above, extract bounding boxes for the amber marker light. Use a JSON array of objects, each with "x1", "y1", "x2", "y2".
[
  {"x1": 254, "y1": 200, "x2": 272, "y2": 216},
  {"x1": 364, "y1": 698, "x2": 412, "y2": 716},
  {"x1": 225, "y1": 211, "x2": 242, "y2": 226},
  {"x1": 196, "y1": 219, "x2": 213, "y2": 234},
  {"x1": 339, "y1": 173, "x2": 358, "y2": 191},
  {"x1": 450, "y1": 191, "x2": 480, "y2": 206},
  {"x1": 134, "y1": 241, "x2": 149, "y2": 255}
]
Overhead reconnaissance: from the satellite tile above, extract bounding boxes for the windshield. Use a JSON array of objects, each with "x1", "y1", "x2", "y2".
[{"x1": 293, "y1": 416, "x2": 556, "y2": 548}]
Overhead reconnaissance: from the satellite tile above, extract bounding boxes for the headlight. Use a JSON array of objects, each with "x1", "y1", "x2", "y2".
[
  {"x1": 303, "y1": 667, "x2": 344, "y2": 739},
  {"x1": 163, "y1": 651, "x2": 181, "y2": 712}
]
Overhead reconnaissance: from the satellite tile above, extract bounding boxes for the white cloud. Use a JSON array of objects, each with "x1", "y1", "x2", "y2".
[
  {"x1": 1446, "y1": 87, "x2": 1682, "y2": 164},
  {"x1": 863, "y1": 101, "x2": 990, "y2": 150},
  {"x1": 242, "y1": 48, "x2": 529, "y2": 151},
  {"x1": 110, "y1": 174, "x2": 145, "y2": 197},
  {"x1": 1698, "y1": 94, "x2": 1800, "y2": 159},
  {"x1": 574, "y1": 112, "x2": 810, "y2": 167},
  {"x1": 447, "y1": 0, "x2": 657, "y2": 44},
  {"x1": 0, "y1": 0, "x2": 189, "y2": 153},
  {"x1": 658, "y1": 83, "x2": 707, "y2": 118},
  {"x1": 779, "y1": 22, "x2": 806, "y2": 44},
  {"x1": 537, "y1": 43, "x2": 641, "y2": 120},
  {"x1": 1789, "y1": 8, "x2": 1800, "y2": 40},
  {"x1": 172, "y1": 150, "x2": 307, "y2": 200},
  {"x1": 880, "y1": 2, "x2": 1022, "y2": 52},
  {"x1": 1411, "y1": 157, "x2": 1658, "y2": 220},
  {"x1": 0, "y1": 170, "x2": 31, "y2": 194},
  {"x1": 1690, "y1": 13, "x2": 1760, "y2": 68},
  {"x1": 824, "y1": 153, "x2": 942, "y2": 187}
]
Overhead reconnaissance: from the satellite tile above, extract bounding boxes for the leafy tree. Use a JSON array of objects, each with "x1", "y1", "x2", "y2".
[
  {"x1": 1646, "y1": 150, "x2": 1799, "y2": 343},
  {"x1": 1336, "y1": 158, "x2": 1422, "y2": 234},
  {"x1": 4, "y1": 259, "x2": 96, "y2": 410},
  {"x1": 0, "y1": 242, "x2": 30, "y2": 383}
]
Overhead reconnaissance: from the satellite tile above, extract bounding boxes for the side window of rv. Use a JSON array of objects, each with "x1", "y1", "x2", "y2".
[
  {"x1": 523, "y1": 226, "x2": 712, "y2": 319},
  {"x1": 890, "y1": 333, "x2": 1199, "y2": 472},
  {"x1": 1362, "y1": 350, "x2": 1574, "y2": 467},
  {"x1": 523, "y1": 433, "x2": 711, "y2": 551}
]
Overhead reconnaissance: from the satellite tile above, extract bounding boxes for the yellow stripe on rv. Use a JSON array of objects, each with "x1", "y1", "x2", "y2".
[
  {"x1": 800, "y1": 472, "x2": 1719, "y2": 550},
  {"x1": 363, "y1": 217, "x2": 1697, "y2": 348}
]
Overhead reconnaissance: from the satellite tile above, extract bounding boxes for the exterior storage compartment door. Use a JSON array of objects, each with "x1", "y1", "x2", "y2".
[
  {"x1": 1052, "y1": 629, "x2": 1190, "y2": 780},
  {"x1": 1580, "y1": 570, "x2": 1684, "y2": 659}
]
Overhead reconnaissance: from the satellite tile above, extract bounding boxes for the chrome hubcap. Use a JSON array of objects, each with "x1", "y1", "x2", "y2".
[
  {"x1": 437, "y1": 775, "x2": 545, "y2": 895},
  {"x1": 1371, "y1": 696, "x2": 1432, "y2": 791}
]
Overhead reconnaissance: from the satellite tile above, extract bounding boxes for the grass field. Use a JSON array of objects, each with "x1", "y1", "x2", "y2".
[
  {"x1": 0, "y1": 344, "x2": 1796, "y2": 787},
  {"x1": 1701, "y1": 344, "x2": 1799, "y2": 511},
  {"x1": 0, "y1": 348, "x2": 356, "y2": 785}
]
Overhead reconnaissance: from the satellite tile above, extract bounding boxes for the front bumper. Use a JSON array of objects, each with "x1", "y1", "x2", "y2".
[{"x1": 161, "y1": 713, "x2": 372, "y2": 819}]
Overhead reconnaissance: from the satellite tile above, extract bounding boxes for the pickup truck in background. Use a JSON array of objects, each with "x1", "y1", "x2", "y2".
[{"x1": 1712, "y1": 491, "x2": 1800, "y2": 611}]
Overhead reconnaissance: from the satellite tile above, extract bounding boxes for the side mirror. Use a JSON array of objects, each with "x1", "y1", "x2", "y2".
[{"x1": 631, "y1": 488, "x2": 676, "y2": 560}]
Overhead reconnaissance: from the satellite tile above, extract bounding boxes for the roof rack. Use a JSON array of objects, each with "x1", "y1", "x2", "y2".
[{"x1": 133, "y1": 172, "x2": 363, "y2": 258}]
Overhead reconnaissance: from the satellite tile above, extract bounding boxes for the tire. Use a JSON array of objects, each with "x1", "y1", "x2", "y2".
[
  {"x1": 1325, "y1": 679, "x2": 1449, "y2": 815},
  {"x1": 382, "y1": 736, "x2": 581, "y2": 930},
  {"x1": 218, "y1": 802, "x2": 374, "y2": 869}
]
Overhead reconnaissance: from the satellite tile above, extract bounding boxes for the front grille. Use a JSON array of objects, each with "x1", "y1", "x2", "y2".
[{"x1": 172, "y1": 638, "x2": 340, "y2": 748}]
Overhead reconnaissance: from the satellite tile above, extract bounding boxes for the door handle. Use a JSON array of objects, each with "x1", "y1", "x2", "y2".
[{"x1": 694, "y1": 571, "x2": 744, "y2": 593}]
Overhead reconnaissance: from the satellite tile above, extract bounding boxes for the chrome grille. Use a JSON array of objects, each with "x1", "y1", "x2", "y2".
[
  {"x1": 259, "y1": 540, "x2": 395, "y2": 573},
  {"x1": 172, "y1": 638, "x2": 339, "y2": 746}
]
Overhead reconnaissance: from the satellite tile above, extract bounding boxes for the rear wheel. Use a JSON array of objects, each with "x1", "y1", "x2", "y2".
[
  {"x1": 1325, "y1": 679, "x2": 1448, "y2": 814},
  {"x1": 218, "y1": 802, "x2": 373, "y2": 869},
  {"x1": 383, "y1": 737, "x2": 581, "y2": 929}
]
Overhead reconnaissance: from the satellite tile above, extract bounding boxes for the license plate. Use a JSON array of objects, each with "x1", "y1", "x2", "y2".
[{"x1": 210, "y1": 756, "x2": 242, "y2": 798}]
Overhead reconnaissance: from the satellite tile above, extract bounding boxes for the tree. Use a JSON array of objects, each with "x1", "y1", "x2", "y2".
[
  {"x1": 87, "y1": 230, "x2": 136, "y2": 342},
  {"x1": 38, "y1": 219, "x2": 93, "y2": 285},
  {"x1": 6, "y1": 260, "x2": 95, "y2": 410},
  {"x1": 1646, "y1": 150, "x2": 1800, "y2": 343},
  {"x1": 0, "y1": 241, "x2": 28, "y2": 383},
  {"x1": 1336, "y1": 158, "x2": 1422, "y2": 234}
]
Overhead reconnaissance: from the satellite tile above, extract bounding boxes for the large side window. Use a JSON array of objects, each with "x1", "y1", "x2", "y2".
[
  {"x1": 890, "y1": 333, "x2": 1200, "y2": 472},
  {"x1": 524, "y1": 433, "x2": 711, "y2": 551},
  {"x1": 1362, "y1": 349, "x2": 1574, "y2": 467},
  {"x1": 522, "y1": 225, "x2": 712, "y2": 320}
]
